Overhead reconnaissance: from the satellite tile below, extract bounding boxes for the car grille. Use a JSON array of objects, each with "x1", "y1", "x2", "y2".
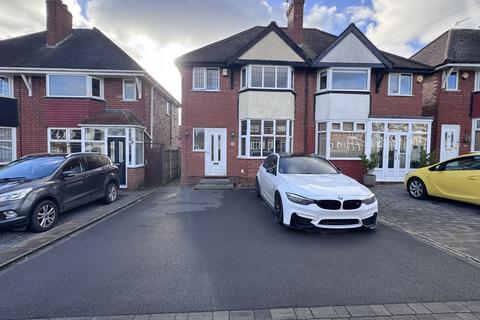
[
  {"x1": 319, "y1": 219, "x2": 359, "y2": 225},
  {"x1": 343, "y1": 200, "x2": 362, "y2": 210},
  {"x1": 316, "y1": 200, "x2": 341, "y2": 210}
]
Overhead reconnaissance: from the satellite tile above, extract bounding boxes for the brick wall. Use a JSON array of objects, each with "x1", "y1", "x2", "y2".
[
  {"x1": 127, "y1": 166, "x2": 145, "y2": 190},
  {"x1": 151, "y1": 87, "x2": 179, "y2": 149}
]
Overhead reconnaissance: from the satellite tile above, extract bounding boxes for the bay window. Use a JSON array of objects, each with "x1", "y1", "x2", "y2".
[
  {"x1": 474, "y1": 119, "x2": 480, "y2": 152},
  {"x1": 192, "y1": 67, "x2": 220, "y2": 91},
  {"x1": 317, "y1": 68, "x2": 370, "y2": 92},
  {"x1": 241, "y1": 65, "x2": 292, "y2": 90},
  {"x1": 48, "y1": 128, "x2": 82, "y2": 154},
  {"x1": 47, "y1": 75, "x2": 104, "y2": 98},
  {"x1": 0, "y1": 76, "x2": 12, "y2": 98},
  {"x1": 85, "y1": 128, "x2": 106, "y2": 154},
  {"x1": 388, "y1": 73, "x2": 413, "y2": 95},
  {"x1": 316, "y1": 122, "x2": 366, "y2": 159},
  {"x1": 134, "y1": 128, "x2": 144, "y2": 165},
  {"x1": 239, "y1": 119, "x2": 293, "y2": 158},
  {"x1": 0, "y1": 127, "x2": 15, "y2": 164}
]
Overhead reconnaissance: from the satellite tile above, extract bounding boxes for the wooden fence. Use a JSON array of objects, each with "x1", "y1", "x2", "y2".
[{"x1": 144, "y1": 144, "x2": 181, "y2": 186}]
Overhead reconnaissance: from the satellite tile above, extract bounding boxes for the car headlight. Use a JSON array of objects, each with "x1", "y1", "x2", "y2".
[
  {"x1": 362, "y1": 193, "x2": 376, "y2": 205},
  {"x1": 286, "y1": 193, "x2": 315, "y2": 205},
  {"x1": 0, "y1": 188, "x2": 33, "y2": 202}
]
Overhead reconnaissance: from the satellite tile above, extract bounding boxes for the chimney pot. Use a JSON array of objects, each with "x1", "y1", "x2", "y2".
[
  {"x1": 286, "y1": 0, "x2": 305, "y2": 45},
  {"x1": 46, "y1": 0, "x2": 73, "y2": 47}
]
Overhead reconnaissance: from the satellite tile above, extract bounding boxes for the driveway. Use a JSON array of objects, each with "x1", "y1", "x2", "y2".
[{"x1": 0, "y1": 187, "x2": 479, "y2": 319}]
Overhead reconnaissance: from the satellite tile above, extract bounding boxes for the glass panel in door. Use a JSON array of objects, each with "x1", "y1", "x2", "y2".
[
  {"x1": 388, "y1": 135, "x2": 396, "y2": 169},
  {"x1": 399, "y1": 135, "x2": 407, "y2": 169}
]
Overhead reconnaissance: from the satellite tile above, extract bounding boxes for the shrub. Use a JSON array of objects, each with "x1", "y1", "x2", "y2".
[{"x1": 360, "y1": 153, "x2": 379, "y2": 175}]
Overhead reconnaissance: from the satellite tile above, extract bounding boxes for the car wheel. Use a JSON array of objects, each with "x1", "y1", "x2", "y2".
[
  {"x1": 255, "y1": 178, "x2": 261, "y2": 198},
  {"x1": 103, "y1": 182, "x2": 118, "y2": 204},
  {"x1": 274, "y1": 193, "x2": 284, "y2": 225},
  {"x1": 29, "y1": 200, "x2": 58, "y2": 233},
  {"x1": 408, "y1": 178, "x2": 427, "y2": 199}
]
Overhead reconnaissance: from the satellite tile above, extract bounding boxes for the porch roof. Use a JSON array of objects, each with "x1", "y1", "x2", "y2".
[{"x1": 79, "y1": 109, "x2": 145, "y2": 127}]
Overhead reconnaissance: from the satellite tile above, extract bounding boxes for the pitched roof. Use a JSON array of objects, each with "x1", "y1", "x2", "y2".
[
  {"x1": 79, "y1": 109, "x2": 145, "y2": 127},
  {"x1": 411, "y1": 29, "x2": 480, "y2": 67},
  {"x1": 0, "y1": 28, "x2": 143, "y2": 71},
  {"x1": 176, "y1": 22, "x2": 430, "y2": 72}
]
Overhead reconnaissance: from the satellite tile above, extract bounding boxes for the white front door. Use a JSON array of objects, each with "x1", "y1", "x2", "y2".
[
  {"x1": 205, "y1": 128, "x2": 227, "y2": 176},
  {"x1": 440, "y1": 125, "x2": 460, "y2": 161},
  {"x1": 384, "y1": 132, "x2": 408, "y2": 181}
]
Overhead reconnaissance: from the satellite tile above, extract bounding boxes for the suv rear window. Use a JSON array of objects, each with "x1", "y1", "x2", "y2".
[{"x1": 84, "y1": 156, "x2": 103, "y2": 170}]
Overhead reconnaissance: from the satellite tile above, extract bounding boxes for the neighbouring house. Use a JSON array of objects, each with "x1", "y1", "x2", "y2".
[
  {"x1": 176, "y1": 0, "x2": 433, "y2": 185},
  {"x1": 411, "y1": 28, "x2": 480, "y2": 162},
  {"x1": 0, "y1": 0, "x2": 180, "y2": 189}
]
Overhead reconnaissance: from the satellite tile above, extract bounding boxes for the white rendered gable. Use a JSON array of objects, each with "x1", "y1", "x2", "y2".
[
  {"x1": 320, "y1": 33, "x2": 381, "y2": 64},
  {"x1": 239, "y1": 31, "x2": 304, "y2": 62}
]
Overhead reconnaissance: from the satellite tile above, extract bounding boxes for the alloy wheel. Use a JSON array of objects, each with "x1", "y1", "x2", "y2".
[
  {"x1": 108, "y1": 184, "x2": 118, "y2": 202},
  {"x1": 37, "y1": 204, "x2": 56, "y2": 228},
  {"x1": 409, "y1": 180, "x2": 424, "y2": 198}
]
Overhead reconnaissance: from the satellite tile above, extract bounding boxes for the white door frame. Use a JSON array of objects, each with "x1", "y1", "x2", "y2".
[
  {"x1": 440, "y1": 124, "x2": 460, "y2": 162},
  {"x1": 204, "y1": 128, "x2": 227, "y2": 176},
  {"x1": 383, "y1": 132, "x2": 409, "y2": 181}
]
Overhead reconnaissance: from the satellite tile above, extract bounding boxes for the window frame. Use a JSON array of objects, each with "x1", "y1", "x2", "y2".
[
  {"x1": 475, "y1": 71, "x2": 480, "y2": 92},
  {"x1": 192, "y1": 67, "x2": 220, "y2": 91},
  {"x1": 46, "y1": 74, "x2": 104, "y2": 99},
  {"x1": 166, "y1": 102, "x2": 171, "y2": 116},
  {"x1": 0, "y1": 76, "x2": 13, "y2": 98},
  {"x1": 317, "y1": 67, "x2": 371, "y2": 92},
  {"x1": 472, "y1": 119, "x2": 480, "y2": 152},
  {"x1": 0, "y1": 127, "x2": 16, "y2": 165},
  {"x1": 48, "y1": 127, "x2": 84, "y2": 154},
  {"x1": 388, "y1": 73, "x2": 413, "y2": 96},
  {"x1": 315, "y1": 121, "x2": 366, "y2": 160},
  {"x1": 192, "y1": 128, "x2": 206, "y2": 152},
  {"x1": 444, "y1": 70, "x2": 459, "y2": 91},
  {"x1": 241, "y1": 65, "x2": 293, "y2": 90},
  {"x1": 123, "y1": 79, "x2": 137, "y2": 101},
  {"x1": 238, "y1": 119, "x2": 293, "y2": 159}
]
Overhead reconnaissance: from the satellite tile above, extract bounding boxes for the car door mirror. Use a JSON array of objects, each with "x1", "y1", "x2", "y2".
[
  {"x1": 62, "y1": 170, "x2": 76, "y2": 178},
  {"x1": 266, "y1": 167, "x2": 275, "y2": 175}
]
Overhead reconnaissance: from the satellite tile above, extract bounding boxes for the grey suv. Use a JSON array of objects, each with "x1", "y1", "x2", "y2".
[{"x1": 0, "y1": 153, "x2": 119, "y2": 232}]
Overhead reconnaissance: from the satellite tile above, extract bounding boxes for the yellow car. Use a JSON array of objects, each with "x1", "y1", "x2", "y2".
[{"x1": 404, "y1": 153, "x2": 480, "y2": 205}]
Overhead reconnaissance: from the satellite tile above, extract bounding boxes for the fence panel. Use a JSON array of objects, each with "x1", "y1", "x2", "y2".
[{"x1": 145, "y1": 144, "x2": 180, "y2": 186}]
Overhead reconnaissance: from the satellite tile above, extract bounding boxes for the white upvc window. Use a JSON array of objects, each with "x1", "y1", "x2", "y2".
[
  {"x1": 238, "y1": 119, "x2": 293, "y2": 158},
  {"x1": 444, "y1": 70, "x2": 459, "y2": 91},
  {"x1": 166, "y1": 102, "x2": 171, "y2": 116},
  {"x1": 0, "y1": 127, "x2": 16, "y2": 164},
  {"x1": 48, "y1": 128, "x2": 83, "y2": 154},
  {"x1": 47, "y1": 74, "x2": 104, "y2": 99},
  {"x1": 317, "y1": 68, "x2": 370, "y2": 92},
  {"x1": 193, "y1": 128, "x2": 205, "y2": 151},
  {"x1": 241, "y1": 65, "x2": 292, "y2": 90},
  {"x1": 0, "y1": 76, "x2": 13, "y2": 98},
  {"x1": 123, "y1": 79, "x2": 137, "y2": 101},
  {"x1": 192, "y1": 67, "x2": 220, "y2": 91},
  {"x1": 388, "y1": 73, "x2": 413, "y2": 95},
  {"x1": 316, "y1": 121, "x2": 366, "y2": 160},
  {"x1": 475, "y1": 71, "x2": 480, "y2": 92},
  {"x1": 134, "y1": 128, "x2": 144, "y2": 166},
  {"x1": 473, "y1": 119, "x2": 480, "y2": 152}
]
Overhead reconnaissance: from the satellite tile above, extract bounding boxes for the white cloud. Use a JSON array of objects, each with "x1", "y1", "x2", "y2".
[{"x1": 304, "y1": 4, "x2": 347, "y2": 33}]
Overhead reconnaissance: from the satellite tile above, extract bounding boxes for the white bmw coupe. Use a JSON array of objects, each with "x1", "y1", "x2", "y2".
[{"x1": 255, "y1": 154, "x2": 378, "y2": 230}]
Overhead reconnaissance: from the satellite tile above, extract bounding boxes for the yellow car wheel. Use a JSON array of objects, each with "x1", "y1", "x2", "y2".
[{"x1": 407, "y1": 178, "x2": 428, "y2": 200}]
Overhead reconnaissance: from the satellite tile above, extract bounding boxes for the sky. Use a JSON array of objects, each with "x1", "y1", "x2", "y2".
[{"x1": 1, "y1": 0, "x2": 480, "y2": 101}]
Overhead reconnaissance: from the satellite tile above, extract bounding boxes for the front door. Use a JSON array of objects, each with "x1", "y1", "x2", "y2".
[
  {"x1": 440, "y1": 125, "x2": 460, "y2": 161},
  {"x1": 205, "y1": 128, "x2": 227, "y2": 176},
  {"x1": 108, "y1": 137, "x2": 127, "y2": 186},
  {"x1": 384, "y1": 132, "x2": 408, "y2": 181}
]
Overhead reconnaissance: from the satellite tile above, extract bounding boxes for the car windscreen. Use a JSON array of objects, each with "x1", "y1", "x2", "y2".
[
  {"x1": 0, "y1": 157, "x2": 65, "y2": 180},
  {"x1": 278, "y1": 157, "x2": 339, "y2": 174}
]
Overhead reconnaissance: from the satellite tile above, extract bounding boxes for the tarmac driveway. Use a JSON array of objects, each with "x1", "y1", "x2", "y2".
[{"x1": 0, "y1": 187, "x2": 479, "y2": 319}]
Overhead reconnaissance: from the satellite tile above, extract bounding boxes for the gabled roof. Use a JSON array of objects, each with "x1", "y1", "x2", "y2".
[
  {"x1": 0, "y1": 28, "x2": 143, "y2": 71},
  {"x1": 411, "y1": 28, "x2": 480, "y2": 67},
  {"x1": 79, "y1": 109, "x2": 145, "y2": 127},
  {"x1": 176, "y1": 22, "x2": 430, "y2": 72},
  {"x1": 313, "y1": 23, "x2": 392, "y2": 68}
]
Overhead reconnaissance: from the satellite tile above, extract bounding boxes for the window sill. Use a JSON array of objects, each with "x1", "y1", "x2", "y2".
[
  {"x1": 387, "y1": 94, "x2": 414, "y2": 97},
  {"x1": 237, "y1": 156, "x2": 267, "y2": 160},
  {"x1": 444, "y1": 89, "x2": 460, "y2": 92},
  {"x1": 45, "y1": 96, "x2": 105, "y2": 101},
  {"x1": 316, "y1": 90, "x2": 370, "y2": 95},
  {"x1": 128, "y1": 164, "x2": 145, "y2": 169},
  {"x1": 122, "y1": 99, "x2": 138, "y2": 102},
  {"x1": 192, "y1": 149, "x2": 205, "y2": 153},
  {"x1": 190, "y1": 89, "x2": 221, "y2": 92}
]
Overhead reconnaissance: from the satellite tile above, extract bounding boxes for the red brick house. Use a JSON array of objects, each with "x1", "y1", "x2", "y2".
[
  {"x1": 411, "y1": 28, "x2": 480, "y2": 161},
  {"x1": 0, "y1": 0, "x2": 180, "y2": 189},
  {"x1": 176, "y1": 0, "x2": 433, "y2": 184}
]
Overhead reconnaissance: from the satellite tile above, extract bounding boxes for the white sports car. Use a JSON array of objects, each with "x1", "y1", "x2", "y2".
[{"x1": 255, "y1": 154, "x2": 378, "y2": 230}]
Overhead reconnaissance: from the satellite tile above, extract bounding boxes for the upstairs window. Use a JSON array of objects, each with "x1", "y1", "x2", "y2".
[
  {"x1": 388, "y1": 73, "x2": 413, "y2": 95},
  {"x1": 0, "y1": 76, "x2": 12, "y2": 98},
  {"x1": 123, "y1": 79, "x2": 137, "y2": 100},
  {"x1": 445, "y1": 70, "x2": 458, "y2": 91},
  {"x1": 476, "y1": 71, "x2": 480, "y2": 91},
  {"x1": 47, "y1": 75, "x2": 103, "y2": 99},
  {"x1": 241, "y1": 65, "x2": 292, "y2": 90},
  {"x1": 317, "y1": 68, "x2": 369, "y2": 92},
  {"x1": 166, "y1": 102, "x2": 171, "y2": 116},
  {"x1": 193, "y1": 67, "x2": 220, "y2": 91}
]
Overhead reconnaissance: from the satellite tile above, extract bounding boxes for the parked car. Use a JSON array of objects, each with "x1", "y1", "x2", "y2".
[
  {"x1": 255, "y1": 153, "x2": 378, "y2": 230},
  {"x1": 0, "y1": 153, "x2": 119, "y2": 232},
  {"x1": 405, "y1": 153, "x2": 480, "y2": 205}
]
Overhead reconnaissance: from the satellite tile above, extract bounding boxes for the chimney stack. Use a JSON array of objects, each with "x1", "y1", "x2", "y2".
[
  {"x1": 286, "y1": 0, "x2": 305, "y2": 45},
  {"x1": 46, "y1": 0, "x2": 73, "y2": 47}
]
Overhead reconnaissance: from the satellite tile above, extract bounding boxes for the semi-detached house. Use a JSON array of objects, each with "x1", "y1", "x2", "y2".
[
  {"x1": 0, "y1": 0, "x2": 180, "y2": 189},
  {"x1": 176, "y1": 0, "x2": 434, "y2": 184}
]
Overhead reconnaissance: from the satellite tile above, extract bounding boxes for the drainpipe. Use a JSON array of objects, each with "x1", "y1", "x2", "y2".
[
  {"x1": 304, "y1": 69, "x2": 308, "y2": 155},
  {"x1": 150, "y1": 85, "x2": 154, "y2": 144}
]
